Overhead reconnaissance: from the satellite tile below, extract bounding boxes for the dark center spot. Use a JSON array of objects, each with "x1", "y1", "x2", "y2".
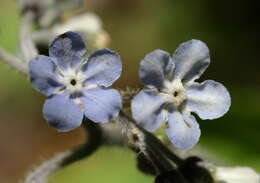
[
  {"x1": 70, "y1": 79, "x2": 77, "y2": 86},
  {"x1": 173, "y1": 91, "x2": 178, "y2": 97}
]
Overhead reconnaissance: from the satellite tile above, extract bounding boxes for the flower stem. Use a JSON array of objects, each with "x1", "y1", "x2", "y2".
[
  {"x1": 61, "y1": 117, "x2": 103, "y2": 166},
  {"x1": 118, "y1": 111, "x2": 184, "y2": 166}
]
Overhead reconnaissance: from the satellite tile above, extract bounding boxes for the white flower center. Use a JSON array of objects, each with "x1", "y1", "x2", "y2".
[
  {"x1": 57, "y1": 68, "x2": 86, "y2": 93},
  {"x1": 163, "y1": 79, "x2": 187, "y2": 107}
]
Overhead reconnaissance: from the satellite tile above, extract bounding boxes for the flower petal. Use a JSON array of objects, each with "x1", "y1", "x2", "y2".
[
  {"x1": 81, "y1": 49, "x2": 122, "y2": 87},
  {"x1": 29, "y1": 55, "x2": 63, "y2": 96},
  {"x1": 186, "y1": 80, "x2": 231, "y2": 120},
  {"x1": 173, "y1": 40, "x2": 210, "y2": 84},
  {"x1": 131, "y1": 90, "x2": 167, "y2": 132},
  {"x1": 43, "y1": 93, "x2": 84, "y2": 132},
  {"x1": 49, "y1": 31, "x2": 86, "y2": 70},
  {"x1": 81, "y1": 87, "x2": 122, "y2": 123},
  {"x1": 166, "y1": 111, "x2": 201, "y2": 149},
  {"x1": 139, "y1": 49, "x2": 174, "y2": 89}
]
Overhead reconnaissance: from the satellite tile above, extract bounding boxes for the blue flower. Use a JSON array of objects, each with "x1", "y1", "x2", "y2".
[
  {"x1": 29, "y1": 31, "x2": 122, "y2": 132},
  {"x1": 131, "y1": 40, "x2": 231, "y2": 149}
]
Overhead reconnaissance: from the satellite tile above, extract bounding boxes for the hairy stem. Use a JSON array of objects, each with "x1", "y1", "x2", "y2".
[
  {"x1": 23, "y1": 105, "x2": 215, "y2": 183},
  {"x1": 0, "y1": 47, "x2": 28, "y2": 73},
  {"x1": 23, "y1": 151, "x2": 72, "y2": 183},
  {"x1": 118, "y1": 111, "x2": 184, "y2": 166},
  {"x1": 19, "y1": 10, "x2": 38, "y2": 62},
  {"x1": 23, "y1": 119, "x2": 103, "y2": 183}
]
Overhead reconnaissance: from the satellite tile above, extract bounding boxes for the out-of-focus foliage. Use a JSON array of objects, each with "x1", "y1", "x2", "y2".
[
  {"x1": 48, "y1": 147, "x2": 153, "y2": 183},
  {"x1": 0, "y1": 0, "x2": 260, "y2": 183}
]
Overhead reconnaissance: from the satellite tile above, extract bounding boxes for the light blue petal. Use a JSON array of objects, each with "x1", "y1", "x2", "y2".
[
  {"x1": 186, "y1": 80, "x2": 231, "y2": 120},
  {"x1": 81, "y1": 87, "x2": 122, "y2": 123},
  {"x1": 165, "y1": 111, "x2": 201, "y2": 149},
  {"x1": 43, "y1": 93, "x2": 84, "y2": 132},
  {"x1": 29, "y1": 55, "x2": 63, "y2": 96},
  {"x1": 131, "y1": 90, "x2": 167, "y2": 132},
  {"x1": 81, "y1": 49, "x2": 122, "y2": 87},
  {"x1": 49, "y1": 31, "x2": 86, "y2": 70},
  {"x1": 139, "y1": 49, "x2": 174, "y2": 89},
  {"x1": 173, "y1": 40, "x2": 210, "y2": 84}
]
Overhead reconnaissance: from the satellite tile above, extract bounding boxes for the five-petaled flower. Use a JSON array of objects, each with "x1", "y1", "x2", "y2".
[
  {"x1": 29, "y1": 31, "x2": 122, "y2": 132},
  {"x1": 131, "y1": 40, "x2": 231, "y2": 149}
]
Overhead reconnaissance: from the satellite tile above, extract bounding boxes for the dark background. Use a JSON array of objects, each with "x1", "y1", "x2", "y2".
[{"x1": 0, "y1": 0, "x2": 259, "y2": 182}]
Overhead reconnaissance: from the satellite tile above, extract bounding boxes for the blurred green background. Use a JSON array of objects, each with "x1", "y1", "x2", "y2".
[{"x1": 0, "y1": 0, "x2": 260, "y2": 183}]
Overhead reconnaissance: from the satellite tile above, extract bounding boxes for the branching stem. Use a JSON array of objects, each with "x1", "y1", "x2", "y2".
[
  {"x1": 118, "y1": 111, "x2": 184, "y2": 166},
  {"x1": 0, "y1": 47, "x2": 28, "y2": 73},
  {"x1": 61, "y1": 118, "x2": 103, "y2": 166},
  {"x1": 23, "y1": 118, "x2": 103, "y2": 183},
  {"x1": 19, "y1": 10, "x2": 38, "y2": 62}
]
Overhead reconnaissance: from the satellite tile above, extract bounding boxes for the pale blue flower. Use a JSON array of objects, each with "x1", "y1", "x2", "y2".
[
  {"x1": 29, "y1": 31, "x2": 122, "y2": 132},
  {"x1": 131, "y1": 40, "x2": 231, "y2": 149}
]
